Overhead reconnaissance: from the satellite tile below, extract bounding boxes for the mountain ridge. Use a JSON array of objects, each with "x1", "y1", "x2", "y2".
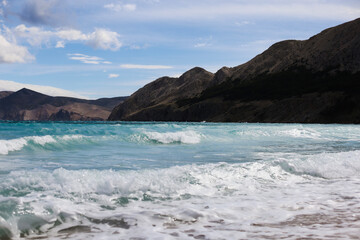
[
  {"x1": 109, "y1": 18, "x2": 360, "y2": 123},
  {"x1": 0, "y1": 88, "x2": 127, "y2": 121}
]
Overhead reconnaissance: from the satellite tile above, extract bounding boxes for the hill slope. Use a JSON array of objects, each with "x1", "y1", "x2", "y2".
[
  {"x1": 0, "y1": 91, "x2": 13, "y2": 99},
  {"x1": 0, "y1": 88, "x2": 127, "y2": 121},
  {"x1": 109, "y1": 18, "x2": 360, "y2": 123}
]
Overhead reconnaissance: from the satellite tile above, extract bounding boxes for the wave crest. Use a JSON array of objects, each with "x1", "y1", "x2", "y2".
[
  {"x1": 141, "y1": 130, "x2": 202, "y2": 144},
  {"x1": 276, "y1": 150, "x2": 360, "y2": 179},
  {"x1": 0, "y1": 135, "x2": 86, "y2": 155}
]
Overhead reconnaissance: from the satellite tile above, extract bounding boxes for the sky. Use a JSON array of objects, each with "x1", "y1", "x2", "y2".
[{"x1": 0, "y1": 0, "x2": 359, "y2": 99}]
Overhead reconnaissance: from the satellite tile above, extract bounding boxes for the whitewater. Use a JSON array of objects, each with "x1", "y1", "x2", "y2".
[{"x1": 0, "y1": 121, "x2": 360, "y2": 239}]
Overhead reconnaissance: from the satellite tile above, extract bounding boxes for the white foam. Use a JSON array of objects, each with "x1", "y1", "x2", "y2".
[
  {"x1": 0, "y1": 138, "x2": 28, "y2": 155},
  {"x1": 144, "y1": 130, "x2": 202, "y2": 144},
  {"x1": 61, "y1": 135, "x2": 85, "y2": 141},
  {"x1": 0, "y1": 135, "x2": 87, "y2": 155},
  {"x1": 2, "y1": 161, "x2": 360, "y2": 239},
  {"x1": 277, "y1": 150, "x2": 360, "y2": 179},
  {"x1": 235, "y1": 129, "x2": 271, "y2": 137},
  {"x1": 30, "y1": 135, "x2": 56, "y2": 145},
  {"x1": 280, "y1": 128, "x2": 322, "y2": 139},
  {"x1": 233, "y1": 126, "x2": 326, "y2": 141},
  {"x1": 0, "y1": 163, "x2": 281, "y2": 203},
  {"x1": 2, "y1": 122, "x2": 360, "y2": 239}
]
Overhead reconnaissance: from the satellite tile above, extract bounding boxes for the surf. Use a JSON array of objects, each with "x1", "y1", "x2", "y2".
[
  {"x1": 1, "y1": 121, "x2": 360, "y2": 239},
  {"x1": 0, "y1": 135, "x2": 89, "y2": 155}
]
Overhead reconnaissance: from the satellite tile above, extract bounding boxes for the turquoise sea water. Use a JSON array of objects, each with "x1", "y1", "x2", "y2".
[{"x1": 1, "y1": 121, "x2": 360, "y2": 239}]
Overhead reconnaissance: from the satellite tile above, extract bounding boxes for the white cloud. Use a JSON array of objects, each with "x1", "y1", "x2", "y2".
[
  {"x1": 130, "y1": 44, "x2": 149, "y2": 50},
  {"x1": 0, "y1": 0, "x2": 6, "y2": 16},
  {"x1": 68, "y1": 53, "x2": 111, "y2": 65},
  {"x1": 104, "y1": 3, "x2": 136, "y2": 12},
  {"x1": 0, "y1": 35, "x2": 35, "y2": 63},
  {"x1": 12, "y1": 24, "x2": 122, "y2": 51},
  {"x1": 235, "y1": 21, "x2": 252, "y2": 26},
  {"x1": 13, "y1": 24, "x2": 53, "y2": 46},
  {"x1": 120, "y1": 64, "x2": 173, "y2": 69},
  {"x1": 108, "y1": 73, "x2": 119, "y2": 78},
  {"x1": 124, "y1": 4, "x2": 136, "y2": 11},
  {"x1": 87, "y1": 28, "x2": 122, "y2": 51},
  {"x1": 194, "y1": 36, "x2": 213, "y2": 48},
  {"x1": 194, "y1": 42, "x2": 211, "y2": 48},
  {"x1": 0, "y1": 79, "x2": 87, "y2": 98},
  {"x1": 104, "y1": 3, "x2": 119, "y2": 11},
  {"x1": 55, "y1": 40, "x2": 64, "y2": 48},
  {"x1": 56, "y1": 29, "x2": 87, "y2": 41}
]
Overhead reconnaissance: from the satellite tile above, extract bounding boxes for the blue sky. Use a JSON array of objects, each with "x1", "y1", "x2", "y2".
[{"x1": 0, "y1": 0, "x2": 359, "y2": 99}]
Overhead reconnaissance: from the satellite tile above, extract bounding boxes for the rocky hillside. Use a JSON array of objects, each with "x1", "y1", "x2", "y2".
[
  {"x1": 0, "y1": 91, "x2": 13, "y2": 99},
  {"x1": 0, "y1": 88, "x2": 127, "y2": 121},
  {"x1": 109, "y1": 18, "x2": 360, "y2": 123},
  {"x1": 109, "y1": 67, "x2": 216, "y2": 120}
]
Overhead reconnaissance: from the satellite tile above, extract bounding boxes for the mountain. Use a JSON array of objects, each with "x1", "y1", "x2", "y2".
[
  {"x1": 109, "y1": 67, "x2": 216, "y2": 121},
  {"x1": 0, "y1": 91, "x2": 13, "y2": 99},
  {"x1": 0, "y1": 88, "x2": 127, "y2": 121},
  {"x1": 109, "y1": 18, "x2": 360, "y2": 123}
]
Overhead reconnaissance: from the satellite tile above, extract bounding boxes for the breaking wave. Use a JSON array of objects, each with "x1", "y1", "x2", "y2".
[
  {"x1": 0, "y1": 135, "x2": 88, "y2": 155},
  {"x1": 0, "y1": 130, "x2": 203, "y2": 155},
  {"x1": 129, "y1": 130, "x2": 202, "y2": 144},
  {"x1": 3, "y1": 149, "x2": 360, "y2": 200},
  {"x1": 145, "y1": 130, "x2": 202, "y2": 144},
  {"x1": 1, "y1": 122, "x2": 360, "y2": 239},
  {"x1": 276, "y1": 150, "x2": 360, "y2": 179},
  {"x1": 1, "y1": 151, "x2": 360, "y2": 239}
]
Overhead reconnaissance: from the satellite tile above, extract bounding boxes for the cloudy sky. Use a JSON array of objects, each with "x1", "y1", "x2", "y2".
[{"x1": 0, "y1": 0, "x2": 359, "y2": 98}]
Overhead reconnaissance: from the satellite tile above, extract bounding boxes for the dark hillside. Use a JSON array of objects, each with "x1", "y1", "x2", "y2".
[{"x1": 109, "y1": 18, "x2": 360, "y2": 123}]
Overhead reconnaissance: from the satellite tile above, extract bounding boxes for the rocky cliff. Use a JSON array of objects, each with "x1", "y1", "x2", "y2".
[
  {"x1": 109, "y1": 18, "x2": 360, "y2": 123},
  {"x1": 0, "y1": 88, "x2": 127, "y2": 121}
]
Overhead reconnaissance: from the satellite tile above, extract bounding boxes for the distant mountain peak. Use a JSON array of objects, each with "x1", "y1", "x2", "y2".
[
  {"x1": 18, "y1": 88, "x2": 34, "y2": 92},
  {"x1": 179, "y1": 67, "x2": 213, "y2": 80},
  {"x1": 15, "y1": 88, "x2": 46, "y2": 96},
  {"x1": 183, "y1": 66, "x2": 209, "y2": 74}
]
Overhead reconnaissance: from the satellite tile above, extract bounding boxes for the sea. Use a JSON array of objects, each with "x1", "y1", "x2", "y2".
[{"x1": 0, "y1": 121, "x2": 360, "y2": 240}]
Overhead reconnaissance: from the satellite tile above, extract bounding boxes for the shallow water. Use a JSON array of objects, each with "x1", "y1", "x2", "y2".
[{"x1": 0, "y1": 121, "x2": 360, "y2": 239}]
